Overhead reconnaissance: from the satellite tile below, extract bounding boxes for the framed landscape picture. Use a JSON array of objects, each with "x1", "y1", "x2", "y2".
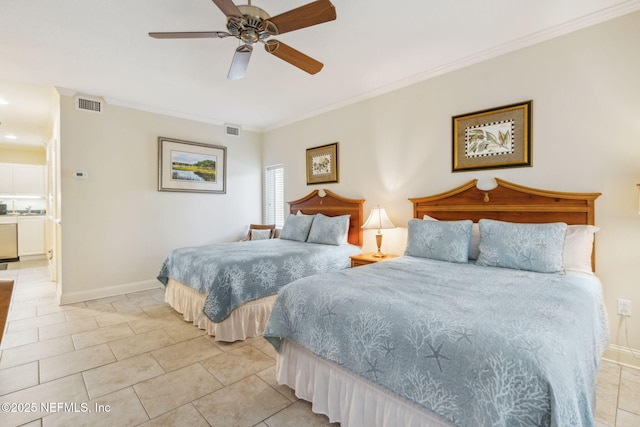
[
  {"x1": 158, "y1": 137, "x2": 226, "y2": 193},
  {"x1": 306, "y1": 142, "x2": 339, "y2": 185},
  {"x1": 452, "y1": 100, "x2": 532, "y2": 172}
]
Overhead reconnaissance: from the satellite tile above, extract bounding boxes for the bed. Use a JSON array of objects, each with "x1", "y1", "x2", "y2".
[
  {"x1": 158, "y1": 189, "x2": 364, "y2": 342},
  {"x1": 264, "y1": 179, "x2": 609, "y2": 427}
]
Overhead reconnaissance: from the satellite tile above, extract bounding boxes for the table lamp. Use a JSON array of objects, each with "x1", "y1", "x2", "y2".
[{"x1": 362, "y1": 205, "x2": 395, "y2": 258}]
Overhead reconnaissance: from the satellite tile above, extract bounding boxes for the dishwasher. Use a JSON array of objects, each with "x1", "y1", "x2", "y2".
[{"x1": 0, "y1": 221, "x2": 18, "y2": 262}]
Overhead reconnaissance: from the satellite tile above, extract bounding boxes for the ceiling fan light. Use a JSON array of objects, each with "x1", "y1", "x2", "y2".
[
  {"x1": 240, "y1": 28, "x2": 259, "y2": 44},
  {"x1": 228, "y1": 44, "x2": 253, "y2": 80}
]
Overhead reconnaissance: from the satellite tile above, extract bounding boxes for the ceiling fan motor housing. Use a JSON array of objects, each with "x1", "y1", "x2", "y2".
[{"x1": 228, "y1": 5, "x2": 276, "y2": 44}]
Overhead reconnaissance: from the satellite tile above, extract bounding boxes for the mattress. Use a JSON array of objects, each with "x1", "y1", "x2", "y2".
[
  {"x1": 265, "y1": 256, "x2": 609, "y2": 426},
  {"x1": 158, "y1": 238, "x2": 361, "y2": 334}
]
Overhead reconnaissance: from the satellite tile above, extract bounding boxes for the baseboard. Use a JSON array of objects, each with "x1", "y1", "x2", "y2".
[
  {"x1": 59, "y1": 279, "x2": 163, "y2": 305},
  {"x1": 602, "y1": 344, "x2": 640, "y2": 369}
]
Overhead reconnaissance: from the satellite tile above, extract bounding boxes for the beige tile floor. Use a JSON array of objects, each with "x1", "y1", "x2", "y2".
[{"x1": 0, "y1": 260, "x2": 639, "y2": 427}]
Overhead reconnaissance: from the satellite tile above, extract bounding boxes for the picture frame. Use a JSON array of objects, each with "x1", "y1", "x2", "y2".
[
  {"x1": 452, "y1": 100, "x2": 532, "y2": 172},
  {"x1": 158, "y1": 137, "x2": 226, "y2": 193},
  {"x1": 306, "y1": 142, "x2": 339, "y2": 185}
]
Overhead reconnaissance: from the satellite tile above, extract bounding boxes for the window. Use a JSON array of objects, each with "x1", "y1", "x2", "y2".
[{"x1": 265, "y1": 165, "x2": 284, "y2": 228}]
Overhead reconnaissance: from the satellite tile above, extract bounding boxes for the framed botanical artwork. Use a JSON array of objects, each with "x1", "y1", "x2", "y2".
[
  {"x1": 452, "y1": 100, "x2": 532, "y2": 172},
  {"x1": 306, "y1": 142, "x2": 339, "y2": 185},
  {"x1": 158, "y1": 137, "x2": 226, "y2": 193}
]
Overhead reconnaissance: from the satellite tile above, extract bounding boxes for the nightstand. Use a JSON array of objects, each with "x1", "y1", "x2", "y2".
[{"x1": 350, "y1": 252, "x2": 399, "y2": 267}]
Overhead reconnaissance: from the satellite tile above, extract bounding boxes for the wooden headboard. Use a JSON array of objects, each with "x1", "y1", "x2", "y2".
[
  {"x1": 410, "y1": 178, "x2": 600, "y2": 224},
  {"x1": 409, "y1": 178, "x2": 601, "y2": 267},
  {"x1": 288, "y1": 189, "x2": 364, "y2": 246}
]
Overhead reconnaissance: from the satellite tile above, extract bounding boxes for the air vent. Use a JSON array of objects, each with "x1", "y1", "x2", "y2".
[
  {"x1": 76, "y1": 96, "x2": 103, "y2": 113},
  {"x1": 225, "y1": 124, "x2": 240, "y2": 137}
]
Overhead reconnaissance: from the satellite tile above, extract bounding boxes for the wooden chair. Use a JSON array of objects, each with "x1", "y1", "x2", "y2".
[{"x1": 241, "y1": 224, "x2": 276, "y2": 241}]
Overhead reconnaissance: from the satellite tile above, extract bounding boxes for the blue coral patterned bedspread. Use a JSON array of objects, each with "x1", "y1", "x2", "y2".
[
  {"x1": 157, "y1": 238, "x2": 361, "y2": 322},
  {"x1": 264, "y1": 256, "x2": 609, "y2": 427}
]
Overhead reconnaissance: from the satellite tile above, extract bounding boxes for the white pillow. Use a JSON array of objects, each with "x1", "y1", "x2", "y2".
[
  {"x1": 296, "y1": 210, "x2": 313, "y2": 216},
  {"x1": 563, "y1": 225, "x2": 599, "y2": 274}
]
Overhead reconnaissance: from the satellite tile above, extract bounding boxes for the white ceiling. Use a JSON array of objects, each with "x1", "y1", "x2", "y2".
[{"x1": 1, "y1": 0, "x2": 639, "y2": 148}]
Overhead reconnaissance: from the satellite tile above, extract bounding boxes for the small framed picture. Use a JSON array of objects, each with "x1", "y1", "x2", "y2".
[
  {"x1": 306, "y1": 142, "x2": 339, "y2": 185},
  {"x1": 158, "y1": 137, "x2": 226, "y2": 193},
  {"x1": 452, "y1": 100, "x2": 532, "y2": 172}
]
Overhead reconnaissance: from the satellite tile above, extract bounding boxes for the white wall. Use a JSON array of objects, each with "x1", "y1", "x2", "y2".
[
  {"x1": 0, "y1": 146, "x2": 46, "y2": 164},
  {"x1": 59, "y1": 96, "x2": 262, "y2": 302},
  {"x1": 263, "y1": 12, "x2": 640, "y2": 367}
]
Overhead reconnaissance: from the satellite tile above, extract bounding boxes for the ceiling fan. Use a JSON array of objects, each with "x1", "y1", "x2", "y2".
[{"x1": 149, "y1": 0, "x2": 336, "y2": 80}]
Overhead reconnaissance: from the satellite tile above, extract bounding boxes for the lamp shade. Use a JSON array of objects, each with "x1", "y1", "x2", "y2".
[{"x1": 362, "y1": 207, "x2": 395, "y2": 230}]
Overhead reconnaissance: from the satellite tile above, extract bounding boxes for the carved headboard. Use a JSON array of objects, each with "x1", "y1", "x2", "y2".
[
  {"x1": 288, "y1": 189, "x2": 364, "y2": 246},
  {"x1": 409, "y1": 178, "x2": 601, "y2": 267}
]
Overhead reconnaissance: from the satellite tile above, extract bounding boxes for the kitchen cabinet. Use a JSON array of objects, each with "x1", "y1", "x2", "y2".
[
  {"x1": 13, "y1": 165, "x2": 45, "y2": 196},
  {"x1": 0, "y1": 163, "x2": 45, "y2": 196},
  {"x1": 0, "y1": 164, "x2": 13, "y2": 194},
  {"x1": 18, "y1": 216, "x2": 46, "y2": 257}
]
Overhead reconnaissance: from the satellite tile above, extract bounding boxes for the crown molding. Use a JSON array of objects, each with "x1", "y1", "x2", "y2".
[
  {"x1": 264, "y1": 1, "x2": 640, "y2": 132},
  {"x1": 55, "y1": 87, "x2": 77, "y2": 97}
]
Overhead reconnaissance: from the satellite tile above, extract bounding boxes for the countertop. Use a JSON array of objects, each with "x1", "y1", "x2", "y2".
[
  {"x1": 0, "y1": 214, "x2": 45, "y2": 224},
  {"x1": 0, "y1": 211, "x2": 45, "y2": 217}
]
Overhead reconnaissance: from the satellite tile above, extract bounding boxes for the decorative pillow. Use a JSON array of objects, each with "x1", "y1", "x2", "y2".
[
  {"x1": 476, "y1": 219, "x2": 567, "y2": 273},
  {"x1": 563, "y1": 225, "x2": 599, "y2": 274},
  {"x1": 306, "y1": 214, "x2": 350, "y2": 245},
  {"x1": 279, "y1": 214, "x2": 315, "y2": 242},
  {"x1": 405, "y1": 218, "x2": 472, "y2": 263},
  {"x1": 421, "y1": 215, "x2": 480, "y2": 260},
  {"x1": 250, "y1": 229, "x2": 273, "y2": 240}
]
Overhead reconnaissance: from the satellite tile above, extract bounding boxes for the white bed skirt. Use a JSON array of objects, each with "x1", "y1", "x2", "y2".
[
  {"x1": 164, "y1": 279, "x2": 276, "y2": 342},
  {"x1": 276, "y1": 339, "x2": 453, "y2": 427}
]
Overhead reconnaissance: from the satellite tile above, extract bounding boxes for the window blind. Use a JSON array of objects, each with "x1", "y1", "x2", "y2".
[{"x1": 265, "y1": 165, "x2": 284, "y2": 227}]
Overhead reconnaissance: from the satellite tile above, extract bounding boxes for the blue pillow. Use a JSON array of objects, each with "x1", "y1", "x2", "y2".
[
  {"x1": 279, "y1": 214, "x2": 315, "y2": 242},
  {"x1": 306, "y1": 214, "x2": 350, "y2": 245},
  {"x1": 405, "y1": 219, "x2": 472, "y2": 263},
  {"x1": 476, "y1": 219, "x2": 567, "y2": 273}
]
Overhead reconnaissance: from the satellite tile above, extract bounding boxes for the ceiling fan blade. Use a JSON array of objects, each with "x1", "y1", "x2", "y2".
[
  {"x1": 268, "y1": 0, "x2": 336, "y2": 35},
  {"x1": 228, "y1": 44, "x2": 253, "y2": 80},
  {"x1": 264, "y1": 40, "x2": 323, "y2": 75},
  {"x1": 149, "y1": 31, "x2": 231, "y2": 39},
  {"x1": 211, "y1": 0, "x2": 243, "y2": 18}
]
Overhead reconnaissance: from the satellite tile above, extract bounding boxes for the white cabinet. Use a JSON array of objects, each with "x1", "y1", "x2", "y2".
[
  {"x1": 0, "y1": 163, "x2": 45, "y2": 196},
  {"x1": 0, "y1": 164, "x2": 13, "y2": 194},
  {"x1": 18, "y1": 216, "x2": 46, "y2": 257},
  {"x1": 12, "y1": 165, "x2": 45, "y2": 196}
]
